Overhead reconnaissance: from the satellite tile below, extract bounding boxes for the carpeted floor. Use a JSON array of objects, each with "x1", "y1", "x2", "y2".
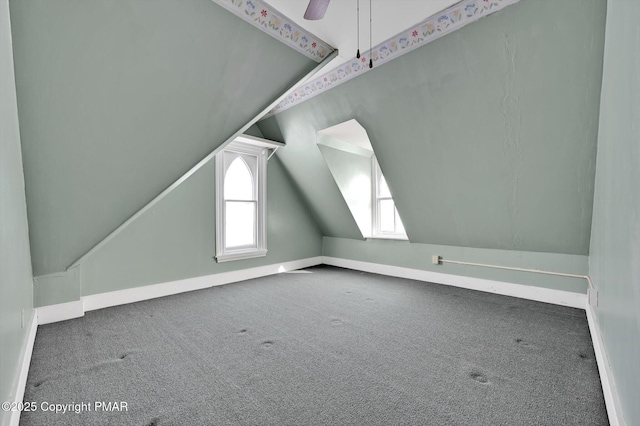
[{"x1": 21, "y1": 265, "x2": 608, "y2": 425}]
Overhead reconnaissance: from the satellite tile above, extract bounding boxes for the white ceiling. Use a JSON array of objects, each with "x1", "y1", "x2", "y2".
[
  {"x1": 264, "y1": 0, "x2": 460, "y2": 72},
  {"x1": 318, "y1": 119, "x2": 373, "y2": 152}
]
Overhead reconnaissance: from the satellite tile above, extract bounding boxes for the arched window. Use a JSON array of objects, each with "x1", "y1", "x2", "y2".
[
  {"x1": 224, "y1": 157, "x2": 254, "y2": 201},
  {"x1": 224, "y1": 157, "x2": 256, "y2": 248},
  {"x1": 215, "y1": 136, "x2": 281, "y2": 262}
]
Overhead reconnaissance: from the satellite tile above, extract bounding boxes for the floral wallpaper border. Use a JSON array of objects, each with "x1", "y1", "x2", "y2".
[
  {"x1": 212, "y1": 0, "x2": 335, "y2": 62},
  {"x1": 269, "y1": 0, "x2": 520, "y2": 115}
]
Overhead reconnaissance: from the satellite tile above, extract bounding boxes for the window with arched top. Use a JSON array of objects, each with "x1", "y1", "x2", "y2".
[
  {"x1": 215, "y1": 136, "x2": 281, "y2": 262},
  {"x1": 224, "y1": 156, "x2": 256, "y2": 248},
  {"x1": 224, "y1": 157, "x2": 254, "y2": 200}
]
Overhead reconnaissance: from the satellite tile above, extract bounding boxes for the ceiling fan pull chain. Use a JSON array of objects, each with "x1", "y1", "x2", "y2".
[
  {"x1": 369, "y1": 0, "x2": 373, "y2": 68},
  {"x1": 356, "y1": 0, "x2": 361, "y2": 58}
]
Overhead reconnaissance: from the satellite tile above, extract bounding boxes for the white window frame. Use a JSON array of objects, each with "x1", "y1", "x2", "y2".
[
  {"x1": 371, "y1": 156, "x2": 408, "y2": 240},
  {"x1": 215, "y1": 135, "x2": 282, "y2": 262}
]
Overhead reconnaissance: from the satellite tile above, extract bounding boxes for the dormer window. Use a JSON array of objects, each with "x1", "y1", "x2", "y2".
[{"x1": 372, "y1": 156, "x2": 408, "y2": 240}]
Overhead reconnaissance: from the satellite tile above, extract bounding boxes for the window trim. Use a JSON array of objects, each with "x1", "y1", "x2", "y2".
[
  {"x1": 215, "y1": 138, "x2": 276, "y2": 263},
  {"x1": 371, "y1": 156, "x2": 408, "y2": 240}
]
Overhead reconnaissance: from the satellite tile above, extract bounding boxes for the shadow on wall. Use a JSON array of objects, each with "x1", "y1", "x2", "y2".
[{"x1": 317, "y1": 119, "x2": 407, "y2": 240}]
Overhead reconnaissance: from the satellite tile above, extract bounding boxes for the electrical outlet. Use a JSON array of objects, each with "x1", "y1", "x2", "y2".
[
  {"x1": 432, "y1": 255, "x2": 441, "y2": 265},
  {"x1": 588, "y1": 288, "x2": 598, "y2": 307}
]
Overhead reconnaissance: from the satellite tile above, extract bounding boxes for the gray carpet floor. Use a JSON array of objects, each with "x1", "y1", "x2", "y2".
[{"x1": 22, "y1": 265, "x2": 608, "y2": 425}]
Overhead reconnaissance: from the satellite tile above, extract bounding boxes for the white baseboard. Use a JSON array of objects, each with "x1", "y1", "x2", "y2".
[
  {"x1": 586, "y1": 305, "x2": 626, "y2": 426},
  {"x1": 322, "y1": 256, "x2": 587, "y2": 309},
  {"x1": 36, "y1": 300, "x2": 84, "y2": 325},
  {"x1": 323, "y1": 256, "x2": 627, "y2": 422},
  {"x1": 8, "y1": 311, "x2": 37, "y2": 426},
  {"x1": 26, "y1": 255, "x2": 625, "y2": 424},
  {"x1": 82, "y1": 256, "x2": 322, "y2": 312},
  {"x1": 37, "y1": 257, "x2": 323, "y2": 324}
]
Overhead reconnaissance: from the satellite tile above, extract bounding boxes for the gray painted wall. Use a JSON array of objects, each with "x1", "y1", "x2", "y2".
[
  {"x1": 9, "y1": 0, "x2": 316, "y2": 276},
  {"x1": 317, "y1": 140, "x2": 372, "y2": 238},
  {"x1": 0, "y1": 0, "x2": 34, "y2": 420},
  {"x1": 259, "y1": 118, "x2": 363, "y2": 241},
  {"x1": 324, "y1": 237, "x2": 589, "y2": 294},
  {"x1": 34, "y1": 152, "x2": 324, "y2": 306},
  {"x1": 259, "y1": 0, "x2": 606, "y2": 256},
  {"x1": 589, "y1": 1, "x2": 640, "y2": 424}
]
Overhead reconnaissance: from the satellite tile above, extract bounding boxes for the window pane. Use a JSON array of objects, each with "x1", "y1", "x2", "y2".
[
  {"x1": 395, "y1": 208, "x2": 406, "y2": 234},
  {"x1": 379, "y1": 199, "x2": 395, "y2": 233},
  {"x1": 225, "y1": 157, "x2": 254, "y2": 200},
  {"x1": 225, "y1": 201, "x2": 256, "y2": 248},
  {"x1": 378, "y1": 174, "x2": 391, "y2": 197}
]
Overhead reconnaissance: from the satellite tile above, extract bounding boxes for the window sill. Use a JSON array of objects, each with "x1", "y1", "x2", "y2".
[
  {"x1": 215, "y1": 249, "x2": 268, "y2": 263},
  {"x1": 366, "y1": 235, "x2": 409, "y2": 241}
]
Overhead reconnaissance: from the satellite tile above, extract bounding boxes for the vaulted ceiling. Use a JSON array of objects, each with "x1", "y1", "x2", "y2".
[
  {"x1": 10, "y1": 0, "x2": 317, "y2": 275},
  {"x1": 10, "y1": 0, "x2": 607, "y2": 278},
  {"x1": 258, "y1": 0, "x2": 606, "y2": 256}
]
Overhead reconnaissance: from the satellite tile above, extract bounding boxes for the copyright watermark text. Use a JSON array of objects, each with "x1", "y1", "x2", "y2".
[{"x1": 2, "y1": 401, "x2": 128, "y2": 414}]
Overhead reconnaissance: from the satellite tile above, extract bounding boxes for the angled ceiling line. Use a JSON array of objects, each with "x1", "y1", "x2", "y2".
[
  {"x1": 266, "y1": 0, "x2": 520, "y2": 117},
  {"x1": 63, "y1": 49, "x2": 339, "y2": 273},
  {"x1": 211, "y1": 0, "x2": 335, "y2": 62}
]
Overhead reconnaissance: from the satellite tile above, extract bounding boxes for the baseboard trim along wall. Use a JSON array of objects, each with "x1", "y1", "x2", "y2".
[
  {"x1": 8, "y1": 311, "x2": 37, "y2": 426},
  {"x1": 323, "y1": 255, "x2": 627, "y2": 425},
  {"x1": 36, "y1": 255, "x2": 586, "y2": 323},
  {"x1": 31, "y1": 255, "x2": 624, "y2": 425},
  {"x1": 586, "y1": 305, "x2": 626, "y2": 426},
  {"x1": 36, "y1": 256, "x2": 323, "y2": 325},
  {"x1": 322, "y1": 256, "x2": 587, "y2": 309},
  {"x1": 36, "y1": 300, "x2": 84, "y2": 325}
]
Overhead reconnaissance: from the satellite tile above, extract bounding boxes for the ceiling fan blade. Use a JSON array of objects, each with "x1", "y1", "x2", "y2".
[{"x1": 304, "y1": 0, "x2": 330, "y2": 20}]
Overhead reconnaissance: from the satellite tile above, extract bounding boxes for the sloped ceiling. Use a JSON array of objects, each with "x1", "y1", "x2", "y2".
[
  {"x1": 319, "y1": 119, "x2": 373, "y2": 153},
  {"x1": 259, "y1": 0, "x2": 606, "y2": 256},
  {"x1": 317, "y1": 127, "x2": 374, "y2": 238},
  {"x1": 10, "y1": 0, "x2": 317, "y2": 275}
]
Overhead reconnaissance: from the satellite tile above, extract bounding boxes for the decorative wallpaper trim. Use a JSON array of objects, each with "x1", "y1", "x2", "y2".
[
  {"x1": 269, "y1": 0, "x2": 520, "y2": 115},
  {"x1": 211, "y1": 0, "x2": 335, "y2": 62}
]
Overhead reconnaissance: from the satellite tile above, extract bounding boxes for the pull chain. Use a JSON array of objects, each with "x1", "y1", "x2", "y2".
[
  {"x1": 356, "y1": 0, "x2": 360, "y2": 58},
  {"x1": 369, "y1": 0, "x2": 373, "y2": 68}
]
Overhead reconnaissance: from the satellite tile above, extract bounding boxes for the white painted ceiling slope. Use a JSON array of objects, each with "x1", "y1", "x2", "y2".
[
  {"x1": 319, "y1": 119, "x2": 373, "y2": 152},
  {"x1": 264, "y1": 0, "x2": 459, "y2": 73}
]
